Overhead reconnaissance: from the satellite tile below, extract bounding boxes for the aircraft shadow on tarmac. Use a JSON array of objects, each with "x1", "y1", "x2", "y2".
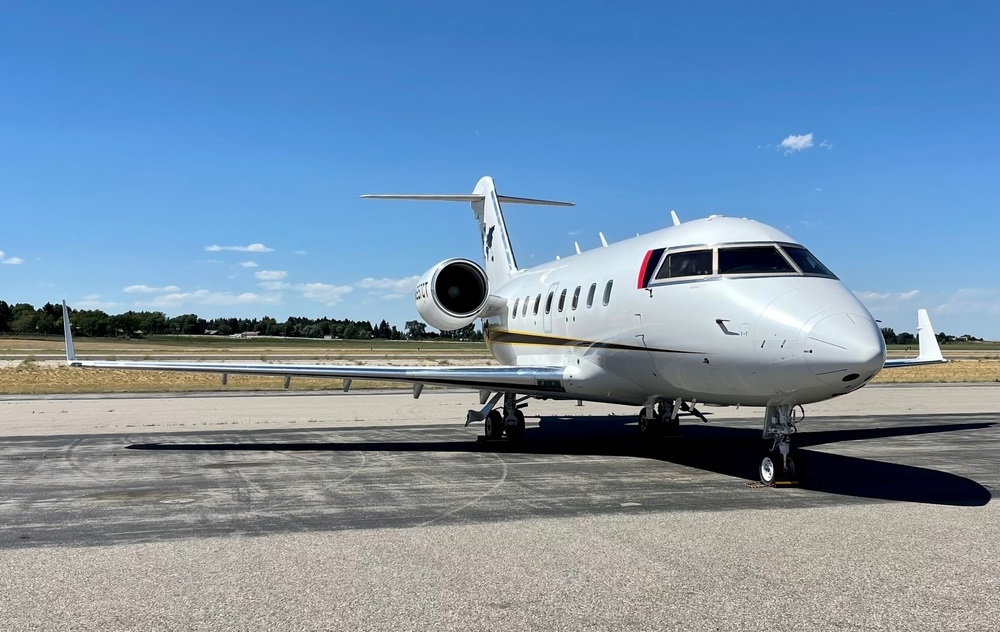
[{"x1": 128, "y1": 415, "x2": 995, "y2": 507}]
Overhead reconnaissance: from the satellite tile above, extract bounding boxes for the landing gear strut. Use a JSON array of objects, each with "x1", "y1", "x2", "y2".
[
  {"x1": 482, "y1": 392, "x2": 526, "y2": 442},
  {"x1": 637, "y1": 399, "x2": 682, "y2": 439},
  {"x1": 502, "y1": 392, "x2": 526, "y2": 442},
  {"x1": 759, "y1": 403, "x2": 803, "y2": 484}
]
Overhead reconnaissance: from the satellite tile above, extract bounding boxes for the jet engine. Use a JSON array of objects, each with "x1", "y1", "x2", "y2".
[{"x1": 415, "y1": 258, "x2": 489, "y2": 331}]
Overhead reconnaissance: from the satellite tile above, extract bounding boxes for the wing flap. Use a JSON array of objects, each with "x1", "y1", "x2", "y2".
[{"x1": 67, "y1": 358, "x2": 567, "y2": 393}]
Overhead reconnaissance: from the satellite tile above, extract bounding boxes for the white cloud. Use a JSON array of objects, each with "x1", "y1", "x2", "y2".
[
  {"x1": 76, "y1": 295, "x2": 122, "y2": 310},
  {"x1": 1, "y1": 257, "x2": 23, "y2": 265},
  {"x1": 855, "y1": 290, "x2": 921, "y2": 314},
  {"x1": 205, "y1": 243, "x2": 274, "y2": 252},
  {"x1": 780, "y1": 133, "x2": 814, "y2": 153},
  {"x1": 255, "y1": 270, "x2": 288, "y2": 281},
  {"x1": 294, "y1": 250, "x2": 308, "y2": 256},
  {"x1": 139, "y1": 290, "x2": 280, "y2": 308},
  {"x1": 123, "y1": 284, "x2": 181, "y2": 294},
  {"x1": 258, "y1": 281, "x2": 291, "y2": 291},
  {"x1": 239, "y1": 261, "x2": 259, "y2": 268},
  {"x1": 255, "y1": 279, "x2": 354, "y2": 305},
  {"x1": 355, "y1": 275, "x2": 420, "y2": 300},
  {"x1": 819, "y1": 139, "x2": 833, "y2": 150},
  {"x1": 298, "y1": 283, "x2": 354, "y2": 305},
  {"x1": 934, "y1": 288, "x2": 1000, "y2": 316},
  {"x1": 355, "y1": 276, "x2": 420, "y2": 292},
  {"x1": 0, "y1": 250, "x2": 4, "y2": 258}
]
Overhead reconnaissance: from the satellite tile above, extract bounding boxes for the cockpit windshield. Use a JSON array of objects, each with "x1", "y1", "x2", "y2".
[
  {"x1": 718, "y1": 245, "x2": 795, "y2": 275},
  {"x1": 781, "y1": 245, "x2": 837, "y2": 278},
  {"x1": 639, "y1": 242, "x2": 839, "y2": 288}
]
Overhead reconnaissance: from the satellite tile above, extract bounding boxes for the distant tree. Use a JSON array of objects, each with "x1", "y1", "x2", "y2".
[
  {"x1": 880, "y1": 327, "x2": 897, "y2": 345},
  {"x1": 405, "y1": 320, "x2": 427, "y2": 340},
  {"x1": 9, "y1": 303, "x2": 38, "y2": 334},
  {"x1": 35, "y1": 312, "x2": 59, "y2": 335},
  {"x1": 41, "y1": 302, "x2": 61, "y2": 321},
  {"x1": 72, "y1": 310, "x2": 111, "y2": 337},
  {"x1": 376, "y1": 319, "x2": 392, "y2": 339},
  {"x1": 897, "y1": 332, "x2": 916, "y2": 345},
  {"x1": 0, "y1": 300, "x2": 11, "y2": 332},
  {"x1": 259, "y1": 316, "x2": 278, "y2": 336}
]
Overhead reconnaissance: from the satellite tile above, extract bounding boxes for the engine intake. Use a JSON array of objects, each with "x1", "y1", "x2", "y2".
[{"x1": 415, "y1": 258, "x2": 489, "y2": 331}]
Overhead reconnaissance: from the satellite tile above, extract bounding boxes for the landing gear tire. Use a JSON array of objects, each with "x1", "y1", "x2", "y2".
[
  {"x1": 485, "y1": 410, "x2": 505, "y2": 440},
  {"x1": 638, "y1": 409, "x2": 661, "y2": 438},
  {"x1": 759, "y1": 449, "x2": 801, "y2": 484},
  {"x1": 759, "y1": 453, "x2": 779, "y2": 485},
  {"x1": 505, "y1": 409, "x2": 526, "y2": 443}
]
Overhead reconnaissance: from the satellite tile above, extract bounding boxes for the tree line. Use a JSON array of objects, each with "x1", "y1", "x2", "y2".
[
  {"x1": 0, "y1": 300, "x2": 483, "y2": 341},
  {"x1": 880, "y1": 327, "x2": 983, "y2": 345}
]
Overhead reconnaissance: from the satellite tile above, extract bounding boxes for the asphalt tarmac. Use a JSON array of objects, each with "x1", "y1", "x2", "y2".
[{"x1": 0, "y1": 385, "x2": 997, "y2": 631}]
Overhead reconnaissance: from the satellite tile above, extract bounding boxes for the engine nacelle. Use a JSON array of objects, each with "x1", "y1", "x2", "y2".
[{"x1": 415, "y1": 258, "x2": 489, "y2": 331}]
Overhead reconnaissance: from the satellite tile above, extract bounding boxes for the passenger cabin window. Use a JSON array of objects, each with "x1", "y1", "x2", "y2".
[
  {"x1": 718, "y1": 246, "x2": 795, "y2": 275},
  {"x1": 523, "y1": 296, "x2": 529, "y2": 317},
  {"x1": 533, "y1": 295, "x2": 541, "y2": 315},
  {"x1": 655, "y1": 249, "x2": 713, "y2": 279},
  {"x1": 571, "y1": 286, "x2": 581, "y2": 310},
  {"x1": 603, "y1": 280, "x2": 613, "y2": 306},
  {"x1": 545, "y1": 291, "x2": 554, "y2": 314},
  {"x1": 782, "y1": 245, "x2": 838, "y2": 278},
  {"x1": 586, "y1": 283, "x2": 597, "y2": 308},
  {"x1": 557, "y1": 289, "x2": 567, "y2": 312}
]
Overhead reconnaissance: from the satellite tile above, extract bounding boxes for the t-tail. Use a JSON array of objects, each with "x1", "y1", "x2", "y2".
[{"x1": 362, "y1": 176, "x2": 573, "y2": 286}]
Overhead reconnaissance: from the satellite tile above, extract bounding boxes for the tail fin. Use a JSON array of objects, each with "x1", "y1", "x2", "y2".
[{"x1": 362, "y1": 176, "x2": 572, "y2": 286}]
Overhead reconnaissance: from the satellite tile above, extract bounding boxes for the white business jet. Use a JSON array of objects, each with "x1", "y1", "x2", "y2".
[{"x1": 61, "y1": 176, "x2": 945, "y2": 484}]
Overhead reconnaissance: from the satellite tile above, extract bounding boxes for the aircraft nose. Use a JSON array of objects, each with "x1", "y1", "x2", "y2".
[{"x1": 805, "y1": 313, "x2": 886, "y2": 386}]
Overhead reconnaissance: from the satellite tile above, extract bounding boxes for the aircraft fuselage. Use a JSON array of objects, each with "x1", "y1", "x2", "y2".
[{"x1": 484, "y1": 216, "x2": 886, "y2": 407}]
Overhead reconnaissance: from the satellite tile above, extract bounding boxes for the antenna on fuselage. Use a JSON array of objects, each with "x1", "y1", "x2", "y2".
[
  {"x1": 574, "y1": 242, "x2": 581, "y2": 255},
  {"x1": 599, "y1": 232, "x2": 608, "y2": 247},
  {"x1": 670, "y1": 210, "x2": 681, "y2": 226}
]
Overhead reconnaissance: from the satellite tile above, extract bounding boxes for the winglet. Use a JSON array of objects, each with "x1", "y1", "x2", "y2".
[
  {"x1": 915, "y1": 308, "x2": 945, "y2": 363},
  {"x1": 61, "y1": 300, "x2": 77, "y2": 363}
]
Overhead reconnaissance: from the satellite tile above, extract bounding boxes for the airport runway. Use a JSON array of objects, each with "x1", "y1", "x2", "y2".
[{"x1": 0, "y1": 385, "x2": 997, "y2": 631}]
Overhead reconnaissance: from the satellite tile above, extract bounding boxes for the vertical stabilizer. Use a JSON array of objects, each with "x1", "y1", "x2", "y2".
[
  {"x1": 361, "y1": 177, "x2": 572, "y2": 288},
  {"x1": 472, "y1": 176, "x2": 518, "y2": 285}
]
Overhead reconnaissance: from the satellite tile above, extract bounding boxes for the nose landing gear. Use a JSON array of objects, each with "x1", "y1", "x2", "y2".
[{"x1": 759, "y1": 403, "x2": 803, "y2": 485}]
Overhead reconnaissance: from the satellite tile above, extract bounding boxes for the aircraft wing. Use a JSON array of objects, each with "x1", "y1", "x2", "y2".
[
  {"x1": 61, "y1": 302, "x2": 568, "y2": 396},
  {"x1": 881, "y1": 309, "x2": 947, "y2": 368}
]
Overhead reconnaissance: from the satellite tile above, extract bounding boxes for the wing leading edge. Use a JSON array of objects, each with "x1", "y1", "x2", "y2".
[
  {"x1": 61, "y1": 302, "x2": 567, "y2": 395},
  {"x1": 882, "y1": 309, "x2": 947, "y2": 368}
]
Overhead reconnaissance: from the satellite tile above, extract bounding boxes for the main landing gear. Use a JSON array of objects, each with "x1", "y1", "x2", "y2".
[
  {"x1": 482, "y1": 392, "x2": 526, "y2": 443},
  {"x1": 638, "y1": 399, "x2": 681, "y2": 439},
  {"x1": 759, "y1": 403, "x2": 803, "y2": 485},
  {"x1": 637, "y1": 397, "x2": 708, "y2": 440}
]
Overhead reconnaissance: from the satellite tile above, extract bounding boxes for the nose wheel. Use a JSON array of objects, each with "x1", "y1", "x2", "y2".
[
  {"x1": 759, "y1": 404, "x2": 803, "y2": 485},
  {"x1": 759, "y1": 444, "x2": 800, "y2": 485}
]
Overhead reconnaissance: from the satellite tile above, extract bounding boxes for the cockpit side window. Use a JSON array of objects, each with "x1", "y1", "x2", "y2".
[
  {"x1": 655, "y1": 249, "x2": 713, "y2": 280},
  {"x1": 718, "y1": 245, "x2": 795, "y2": 275},
  {"x1": 781, "y1": 245, "x2": 838, "y2": 278}
]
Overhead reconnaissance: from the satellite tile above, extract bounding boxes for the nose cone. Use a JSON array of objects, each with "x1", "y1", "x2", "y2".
[{"x1": 805, "y1": 313, "x2": 886, "y2": 385}]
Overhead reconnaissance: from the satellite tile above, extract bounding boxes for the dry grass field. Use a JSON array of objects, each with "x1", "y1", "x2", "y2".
[{"x1": 0, "y1": 334, "x2": 995, "y2": 394}]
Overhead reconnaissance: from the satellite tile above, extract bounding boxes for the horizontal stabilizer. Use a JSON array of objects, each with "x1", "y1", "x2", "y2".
[
  {"x1": 360, "y1": 194, "x2": 483, "y2": 202},
  {"x1": 361, "y1": 194, "x2": 573, "y2": 207}
]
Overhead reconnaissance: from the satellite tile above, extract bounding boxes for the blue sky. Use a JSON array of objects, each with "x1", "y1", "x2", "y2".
[{"x1": 1, "y1": 1, "x2": 997, "y2": 338}]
